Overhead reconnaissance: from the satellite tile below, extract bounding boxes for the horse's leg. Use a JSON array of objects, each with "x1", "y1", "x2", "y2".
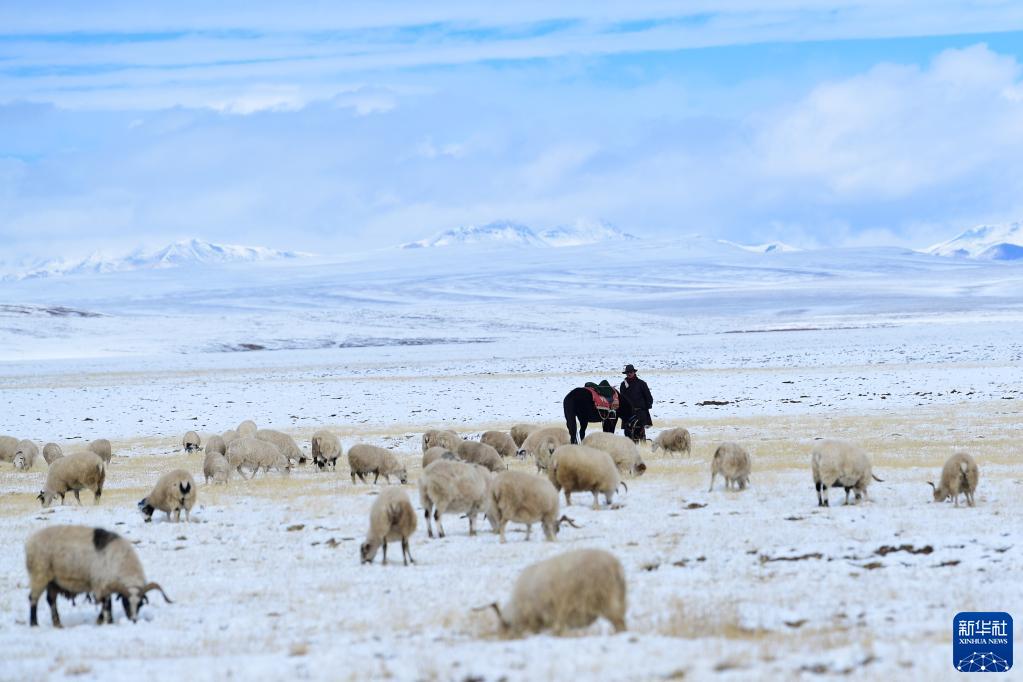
[
  {"x1": 564, "y1": 395, "x2": 579, "y2": 444},
  {"x1": 578, "y1": 418, "x2": 587, "y2": 442},
  {"x1": 603, "y1": 418, "x2": 616, "y2": 434}
]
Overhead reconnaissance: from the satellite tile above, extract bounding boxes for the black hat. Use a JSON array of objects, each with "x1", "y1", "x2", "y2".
[{"x1": 622, "y1": 364, "x2": 637, "y2": 374}]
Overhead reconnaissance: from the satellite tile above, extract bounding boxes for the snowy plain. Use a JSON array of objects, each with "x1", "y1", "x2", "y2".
[{"x1": 1, "y1": 238, "x2": 1021, "y2": 681}]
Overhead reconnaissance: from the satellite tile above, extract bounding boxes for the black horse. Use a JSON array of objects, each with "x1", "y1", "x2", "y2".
[{"x1": 563, "y1": 386, "x2": 634, "y2": 444}]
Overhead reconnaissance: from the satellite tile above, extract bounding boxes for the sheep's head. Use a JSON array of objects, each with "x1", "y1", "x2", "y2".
[
  {"x1": 634, "y1": 460, "x2": 647, "y2": 476},
  {"x1": 37, "y1": 490, "x2": 60, "y2": 507},
  {"x1": 359, "y1": 540, "x2": 380, "y2": 564},
  {"x1": 13, "y1": 452, "x2": 28, "y2": 470},
  {"x1": 118, "y1": 582, "x2": 172, "y2": 622},
  {"x1": 397, "y1": 467, "x2": 409, "y2": 484},
  {"x1": 927, "y1": 481, "x2": 947, "y2": 502}
]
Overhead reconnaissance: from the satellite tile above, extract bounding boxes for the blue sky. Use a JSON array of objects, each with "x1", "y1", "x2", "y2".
[{"x1": 2, "y1": 2, "x2": 1023, "y2": 258}]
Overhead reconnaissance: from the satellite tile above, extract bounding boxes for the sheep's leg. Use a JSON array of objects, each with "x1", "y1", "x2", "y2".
[
  {"x1": 99, "y1": 596, "x2": 113, "y2": 624},
  {"x1": 708, "y1": 472, "x2": 716, "y2": 492},
  {"x1": 402, "y1": 537, "x2": 414, "y2": 565},
  {"x1": 184, "y1": 507, "x2": 191, "y2": 522},
  {"x1": 592, "y1": 491, "x2": 600, "y2": 510},
  {"x1": 821, "y1": 484, "x2": 830, "y2": 507},
  {"x1": 953, "y1": 493, "x2": 959, "y2": 507},
  {"x1": 46, "y1": 583, "x2": 62, "y2": 628},
  {"x1": 372, "y1": 470, "x2": 380, "y2": 484},
  {"x1": 73, "y1": 490, "x2": 82, "y2": 504},
  {"x1": 967, "y1": 491, "x2": 975, "y2": 507},
  {"x1": 564, "y1": 491, "x2": 572, "y2": 506},
  {"x1": 525, "y1": 523, "x2": 532, "y2": 541},
  {"x1": 609, "y1": 614, "x2": 627, "y2": 633},
  {"x1": 435, "y1": 509, "x2": 446, "y2": 538},
  {"x1": 381, "y1": 541, "x2": 388, "y2": 565},
  {"x1": 424, "y1": 505, "x2": 434, "y2": 538},
  {"x1": 468, "y1": 512, "x2": 477, "y2": 537},
  {"x1": 843, "y1": 487, "x2": 851, "y2": 505},
  {"x1": 499, "y1": 520, "x2": 509, "y2": 543}
]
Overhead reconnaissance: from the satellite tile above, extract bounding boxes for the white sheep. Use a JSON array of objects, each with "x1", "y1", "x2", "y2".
[
  {"x1": 360, "y1": 487, "x2": 417, "y2": 565},
  {"x1": 930, "y1": 452, "x2": 979, "y2": 507},
  {"x1": 237, "y1": 419, "x2": 258, "y2": 438},
  {"x1": 509, "y1": 424, "x2": 539, "y2": 448},
  {"x1": 652, "y1": 427, "x2": 691, "y2": 456},
  {"x1": 582, "y1": 432, "x2": 647, "y2": 477},
  {"x1": 419, "y1": 459, "x2": 492, "y2": 538},
  {"x1": 347, "y1": 444, "x2": 408, "y2": 484},
  {"x1": 549, "y1": 444, "x2": 623, "y2": 509},
  {"x1": 480, "y1": 548, "x2": 626, "y2": 635},
  {"x1": 422, "y1": 446, "x2": 457, "y2": 469},
  {"x1": 204, "y1": 434, "x2": 227, "y2": 457},
  {"x1": 13, "y1": 440, "x2": 41, "y2": 470},
  {"x1": 422, "y1": 429, "x2": 461, "y2": 453},
  {"x1": 256, "y1": 429, "x2": 306, "y2": 465},
  {"x1": 0, "y1": 434, "x2": 18, "y2": 462},
  {"x1": 520, "y1": 426, "x2": 570, "y2": 473},
  {"x1": 455, "y1": 440, "x2": 506, "y2": 472},
  {"x1": 709, "y1": 441, "x2": 751, "y2": 492},
  {"x1": 203, "y1": 450, "x2": 230, "y2": 485},
  {"x1": 37, "y1": 452, "x2": 106, "y2": 507},
  {"x1": 226, "y1": 437, "x2": 290, "y2": 479},
  {"x1": 42, "y1": 442, "x2": 64, "y2": 464},
  {"x1": 138, "y1": 469, "x2": 197, "y2": 522},
  {"x1": 311, "y1": 430, "x2": 343, "y2": 470},
  {"x1": 221, "y1": 429, "x2": 239, "y2": 445},
  {"x1": 25, "y1": 525, "x2": 172, "y2": 627},
  {"x1": 481, "y1": 430, "x2": 517, "y2": 458},
  {"x1": 811, "y1": 439, "x2": 882, "y2": 507},
  {"x1": 87, "y1": 438, "x2": 112, "y2": 463},
  {"x1": 182, "y1": 431, "x2": 201, "y2": 453},
  {"x1": 485, "y1": 470, "x2": 578, "y2": 543}
]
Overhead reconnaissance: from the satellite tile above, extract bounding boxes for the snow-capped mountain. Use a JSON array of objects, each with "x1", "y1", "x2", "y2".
[
  {"x1": 12, "y1": 239, "x2": 309, "y2": 280},
  {"x1": 717, "y1": 239, "x2": 801, "y2": 254},
  {"x1": 925, "y1": 222, "x2": 1023, "y2": 260},
  {"x1": 401, "y1": 219, "x2": 636, "y2": 249}
]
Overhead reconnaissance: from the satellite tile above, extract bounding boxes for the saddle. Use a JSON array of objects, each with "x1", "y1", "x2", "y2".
[{"x1": 584, "y1": 381, "x2": 619, "y2": 420}]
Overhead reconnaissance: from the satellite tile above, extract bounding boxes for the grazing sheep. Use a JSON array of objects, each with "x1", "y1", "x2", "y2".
[
  {"x1": 583, "y1": 432, "x2": 647, "y2": 477},
  {"x1": 509, "y1": 424, "x2": 539, "y2": 448},
  {"x1": 37, "y1": 452, "x2": 106, "y2": 507},
  {"x1": 481, "y1": 548, "x2": 626, "y2": 635},
  {"x1": 87, "y1": 439, "x2": 112, "y2": 463},
  {"x1": 520, "y1": 426, "x2": 571, "y2": 473},
  {"x1": 13, "y1": 440, "x2": 41, "y2": 470},
  {"x1": 0, "y1": 434, "x2": 18, "y2": 462},
  {"x1": 221, "y1": 429, "x2": 238, "y2": 445},
  {"x1": 138, "y1": 469, "x2": 196, "y2": 523},
  {"x1": 237, "y1": 420, "x2": 258, "y2": 438},
  {"x1": 204, "y1": 434, "x2": 227, "y2": 457},
  {"x1": 419, "y1": 460, "x2": 492, "y2": 538},
  {"x1": 25, "y1": 525, "x2": 172, "y2": 627},
  {"x1": 422, "y1": 446, "x2": 457, "y2": 469},
  {"x1": 709, "y1": 442, "x2": 751, "y2": 492},
  {"x1": 422, "y1": 429, "x2": 461, "y2": 453},
  {"x1": 486, "y1": 470, "x2": 577, "y2": 543},
  {"x1": 203, "y1": 450, "x2": 230, "y2": 485},
  {"x1": 311, "y1": 430, "x2": 343, "y2": 470},
  {"x1": 182, "y1": 431, "x2": 201, "y2": 453},
  {"x1": 226, "y1": 437, "x2": 290, "y2": 479},
  {"x1": 549, "y1": 444, "x2": 622, "y2": 509},
  {"x1": 360, "y1": 488, "x2": 417, "y2": 565},
  {"x1": 42, "y1": 443, "x2": 64, "y2": 465},
  {"x1": 811, "y1": 439, "x2": 882, "y2": 507},
  {"x1": 481, "y1": 430, "x2": 517, "y2": 458},
  {"x1": 652, "y1": 427, "x2": 691, "y2": 456},
  {"x1": 256, "y1": 429, "x2": 306, "y2": 465},
  {"x1": 347, "y1": 444, "x2": 408, "y2": 484},
  {"x1": 930, "y1": 452, "x2": 979, "y2": 507},
  {"x1": 456, "y1": 441, "x2": 507, "y2": 472}
]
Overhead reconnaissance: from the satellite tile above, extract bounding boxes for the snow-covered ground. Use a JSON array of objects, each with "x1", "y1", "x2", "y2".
[{"x1": 1, "y1": 240, "x2": 1021, "y2": 680}]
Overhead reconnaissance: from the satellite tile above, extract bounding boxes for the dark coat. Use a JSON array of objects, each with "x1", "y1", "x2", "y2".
[{"x1": 620, "y1": 376, "x2": 653, "y2": 426}]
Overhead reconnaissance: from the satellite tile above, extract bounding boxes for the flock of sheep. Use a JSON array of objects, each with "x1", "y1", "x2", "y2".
[{"x1": 2, "y1": 418, "x2": 980, "y2": 636}]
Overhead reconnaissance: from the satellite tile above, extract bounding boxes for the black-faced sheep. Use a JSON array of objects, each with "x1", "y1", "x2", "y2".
[
  {"x1": 138, "y1": 469, "x2": 197, "y2": 523},
  {"x1": 311, "y1": 430, "x2": 343, "y2": 470},
  {"x1": 13, "y1": 440, "x2": 41, "y2": 470},
  {"x1": 182, "y1": 431, "x2": 201, "y2": 453}
]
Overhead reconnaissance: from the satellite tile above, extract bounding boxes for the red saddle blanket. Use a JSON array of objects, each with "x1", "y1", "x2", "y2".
[{"x1": 586, "y1": 387, "x2": 620, "y2": 413}]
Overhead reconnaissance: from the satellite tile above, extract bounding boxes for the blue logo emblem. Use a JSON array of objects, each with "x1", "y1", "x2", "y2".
[{"x1": 954, "y1": 612, "x2": 1013, "y2": 673}]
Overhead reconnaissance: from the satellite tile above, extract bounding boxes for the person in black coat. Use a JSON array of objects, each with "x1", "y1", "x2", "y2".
[{"x1": 619, "y1": 364, "x2": 652, "y2": 442}]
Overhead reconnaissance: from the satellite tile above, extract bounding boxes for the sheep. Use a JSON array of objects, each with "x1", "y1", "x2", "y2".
[
  {"x1": 13, "y1": 440, "x2": 41, "y2": 470},
  {"x1": 42, "y1": 443, "x2": 64, "y2": 464},
  {"x1": 237, "y1": 419, "x2": 258, "y2": 438},
  {"x1": 0, "y1": 434, "x2": 18, "y2": 462},
  {"x1": 422, "y1": 446, "x2": 457, "y2": 469},
  {"x1": 583, "y1": 432, "x2": 647, "y2": 477},
  {"x1": 419, "y1": 460, "x2": 492, "y2": 538},
  {"x1": 520, "y1": 426, "x2": 570, "y2": 473},
  {"x1": 226, "y1": 437, "x2": 290, "y2": 479},
  {"x1": 25, "y1": 524, "x2": 172, "y2": 627},
  {"x1": 485, "y1": 470, "x2": 578, "y2": 543},
  {"x1": 221, "y1": 429, "x2": 238, "y2": 445},
  {"x1": 37, "y1": 452, "x2": 106, "y2": 507},
  {"x1": 182, "y1": 430, "x2": 201, "y2": 453},
  {"x1": 87, "y1": 438, "x2": 112, "y2": 463},
  {"x1": 203, "y1": 450, "x2": 230, "y2": 485},
  {"x1": 256, "y1": 429, "x2": 306, "y2": 465},
  {"x1": 422, "y1": 429, "x2": 461, "y2": 453},
  {"x1": 360, "y1": 487, "x2": 417, "y2": 565},
  {"x1": 480, "y1": 548, "x2": 626, "y2": 635},
  {"x1": 811, "y1": 439, "x2": 883, "y2": 507},
  {"x1": 549, "y1": 444, "x2": 622, "y2": 509},
  {"x1": 311, "y1": 430, "x2": 343, "y2": 471},
  {"x1": 509, "y1": 424, "x2": 539, "y2": 448},
  {"x1": 930, "y1": 452, "x2": 979, "y2": 507},
  {"x1": 138, "y1": 469, "x2": 197, "y2": 523},
  {"x1": 709, "y1": 442, "x2": 751, "y2": 492},
  {"x1": 481, "y1": 430, "x2": 517, "y2": 458},
  {"x1": 203, "y1": 434, "x2": 227, "y2": 458},
  {"x1": 652, "y1": 427, "x2": 691, "y2": 456},
  {"x1": 455, "y1": 440, "x2": 507, "y2": 472},
  {"x1": 348, "y1": 444, "x2": 408, "y2": 484}
]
